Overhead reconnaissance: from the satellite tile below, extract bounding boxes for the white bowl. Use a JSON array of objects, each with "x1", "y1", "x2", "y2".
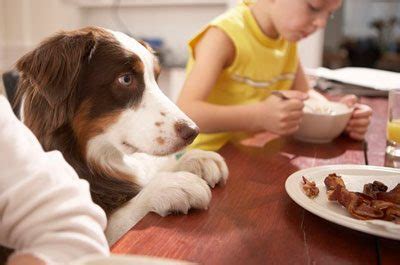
[{"x1": 293, "y1": 101, "x2": 352, "y2": 143}]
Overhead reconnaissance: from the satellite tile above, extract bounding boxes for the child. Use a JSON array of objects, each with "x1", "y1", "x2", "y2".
[
  {"x1": 0, "y1": 96, "x2": 109, "y2": 264},
  {"x1": 177, "y1": 0, "x2": 372, "y2": 151}
]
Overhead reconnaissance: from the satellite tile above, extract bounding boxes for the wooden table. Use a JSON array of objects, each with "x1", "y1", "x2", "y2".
[{"x1": 111, "y1": 97, "x2": 400, "y2": 264}]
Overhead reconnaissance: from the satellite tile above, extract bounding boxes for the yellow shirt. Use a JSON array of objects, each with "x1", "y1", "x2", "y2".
[{"x1": 186, "y1": 1, "x2": 298, "y2": 151}]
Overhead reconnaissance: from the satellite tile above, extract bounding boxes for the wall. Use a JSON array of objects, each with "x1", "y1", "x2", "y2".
[
  {"x1": 0, "y1": 0, "x2": 5, "y2": 95},
  {"x1": 0, "y1": 0, "x2": 325, "y2": 100},
  {"x1": 0, "y1": 0, "x2": 4, "y2": 94},
  {"x1": 77, "y1": 0, "x2": 322, "y2": 68},
  {"x1": 298, "y1": 30, "x2": 324, "y2": 69},
  {"x1": 80, "y1": 3, "x2": 226, "y2": 67},
  {"x1": 344, "y1": 0, "x2": 400, "y2": 38},
  {"x1": 28, "y1": 0, "x2": 81, "y2": 45},
  {"x1": 0, "y1": 0, "x2": 4, "y2": 44},
  {"x1": 1, "y1": 0, "x2": 325, "y2": 70},
  {"x1": 324, "y1": 4, "x2": 344, "y2": 51},
  {"x1": 0, "y1": 0, "x2": 5, "y2": 73},
  {"x1": 0, "y1": 0, "x2": 81, "y2": 71}
]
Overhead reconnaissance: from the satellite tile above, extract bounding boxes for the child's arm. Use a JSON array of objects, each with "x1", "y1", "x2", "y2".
[
  {"x1": 0, "y1": 96, "x2": 109, "y2": 264},
  {"x1": 291, "y1": 64, "x2": 372, "y2": 140},
  {"x1": 178, "y1": 27, "x2": 307, "y2": 135},
  {"x1": 177, "y1": 27, "x2": 253, "y2": 133}
]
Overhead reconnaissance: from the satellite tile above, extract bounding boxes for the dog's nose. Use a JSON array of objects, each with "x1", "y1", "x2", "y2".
[{"x1": 174, "y1": 120, "x2": 199, "y2": 144}]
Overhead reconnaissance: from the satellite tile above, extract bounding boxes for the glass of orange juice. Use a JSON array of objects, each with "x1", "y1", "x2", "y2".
[{"x1": 386, "y1": 89, "x2": 400, "y2": 158}]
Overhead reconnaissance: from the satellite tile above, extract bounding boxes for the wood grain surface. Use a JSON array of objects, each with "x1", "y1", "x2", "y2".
[{"x1": 111, "y1": 97, "x2": 400, "y2": 264}]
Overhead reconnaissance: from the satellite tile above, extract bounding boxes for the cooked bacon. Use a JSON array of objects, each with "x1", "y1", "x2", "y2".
[
  {"x1": 324, "y1": 174, "x2": 400, "y2": 224},
  {"x1": 324, "y1": 173, "x2": 345, "y2": 191},
  {"x1": 371, "y1": 200, "x2": 400, "y2": 223},
  {"x1": 302, "y1": 176, "x2": 319, "y2": 198},
  {"x1": 376, "y1": 184, "x2": 400, "y2": 205},
  {"x1": 385, "y1": 205, "x2": 400, "y2": 224},
  {"x1": 363, "y1": 181, "x2": 388, "y2": 199},
  {"x1": 324, "y1": 173, "x2": 345, "y2": 200},
  {"x1": 329, "y1": 185, "x2": 384, "y2": 220}
]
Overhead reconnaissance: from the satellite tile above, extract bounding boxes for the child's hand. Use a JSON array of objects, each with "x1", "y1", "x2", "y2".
[
  {"x1": 254, "y1": 90, "x2": 308, "y2": 135},
  {"x1": 340, "y1": 95, "x2": 372, "y2": 141}
]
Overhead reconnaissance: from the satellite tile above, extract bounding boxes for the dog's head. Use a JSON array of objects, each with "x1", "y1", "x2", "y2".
[{"x1": 16, "y1": 27, "x2": 198, "y2": 158}]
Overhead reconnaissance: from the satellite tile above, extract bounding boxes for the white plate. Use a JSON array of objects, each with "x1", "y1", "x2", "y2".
[
  {"x1": 306, "y1": 67, "x2": 400, "y2": 91},
  {"x1": 285, "y1": 165, "x2": 400, "y2": 240}
]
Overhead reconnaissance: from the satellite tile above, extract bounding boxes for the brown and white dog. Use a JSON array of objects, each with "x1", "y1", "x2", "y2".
[{"x1": 15, "y1": 27, "x2": 228, "y2": 244}]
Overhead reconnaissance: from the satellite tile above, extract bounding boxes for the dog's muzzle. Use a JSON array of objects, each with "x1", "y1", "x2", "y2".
[{"x1": 174, "y1": 120, "x2": 199, "y2": 145}]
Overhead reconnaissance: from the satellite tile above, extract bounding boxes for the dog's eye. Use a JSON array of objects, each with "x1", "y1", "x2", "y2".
[{"x1": 118, "y1": 74, "x2": 133, "y2": 86}]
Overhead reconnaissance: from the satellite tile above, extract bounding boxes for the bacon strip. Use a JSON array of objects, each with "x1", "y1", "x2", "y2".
[
  {"x1": 302, "y1": 176, "x2": 319, "y2": 198},
  {"x1": 324, "y1": 174, "x2": 400, "y2": 224},
  {"x1": 376, "y1": 184, "x2": 400, "y2": 205}
]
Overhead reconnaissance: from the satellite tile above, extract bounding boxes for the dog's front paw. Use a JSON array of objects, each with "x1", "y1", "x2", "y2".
[
  {"x1": 174, "y1": 149, "x2": 229, "y2": 188},
  {"x1": 146, "y1": 172, "x2": 212, "y2": 217}
]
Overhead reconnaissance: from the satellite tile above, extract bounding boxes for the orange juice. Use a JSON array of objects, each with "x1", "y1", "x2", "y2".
[{"x1": 387, "y1": 119, "x2": 400, "y2": 143}]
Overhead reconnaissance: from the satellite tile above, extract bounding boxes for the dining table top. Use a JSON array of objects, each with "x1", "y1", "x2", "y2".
[{"x1": 111, "y1": 96, "x2": 400, "y2": 265}]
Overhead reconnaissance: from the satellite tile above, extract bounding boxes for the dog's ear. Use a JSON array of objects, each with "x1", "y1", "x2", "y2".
[{"x1": 16, "y1": 31, "x2": 96, "y2": 107}]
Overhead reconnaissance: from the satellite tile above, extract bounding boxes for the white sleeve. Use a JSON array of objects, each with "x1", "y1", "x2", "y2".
[{"x1": 0, "y1": 96, "x2": 109, "y2": 264}]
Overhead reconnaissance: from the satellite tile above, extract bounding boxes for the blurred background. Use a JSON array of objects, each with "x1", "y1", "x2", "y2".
[{"x1": 1, "y1": 0, "x2": 400, "y2": 100}]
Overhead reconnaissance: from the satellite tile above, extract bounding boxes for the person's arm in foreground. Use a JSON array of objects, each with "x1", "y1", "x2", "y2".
[
  {"x1": 292, "y1": 64, "x2": 372, "y2": 140},
  {"x1": 177, "y1": 27, "x2": 307, "y2": 135},
  {"x1": 0, "y1": 96, "x2": 109, "y2": 265}
]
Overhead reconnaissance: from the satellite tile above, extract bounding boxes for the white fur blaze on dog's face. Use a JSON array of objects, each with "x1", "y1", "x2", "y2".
[{"x1": 90, "y1": 30, "x2": 198, "y2": 156}]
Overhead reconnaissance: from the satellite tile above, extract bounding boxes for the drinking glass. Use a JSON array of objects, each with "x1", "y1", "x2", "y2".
[{"x1": 386, "y1": 89, "x2": 400, "y2": 159}]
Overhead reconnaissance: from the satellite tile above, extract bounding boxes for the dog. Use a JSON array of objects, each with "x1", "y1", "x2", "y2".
[{"x1": 15, "y1": 27, "x2": 228, "y2": 244}]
